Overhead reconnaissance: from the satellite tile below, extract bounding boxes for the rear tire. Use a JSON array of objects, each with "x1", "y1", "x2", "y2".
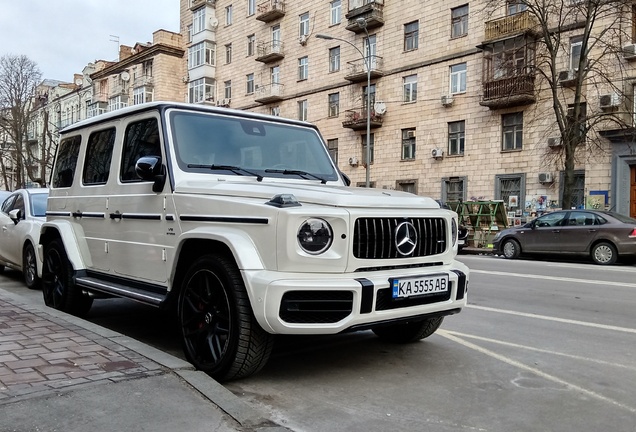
[
  {"x1": 42, "y1": 239, "x2": 93, "y2": 316},
  {"x1": 178, "y1": 254, "x2": 274, "y2": 381},
  {"x1": 372, "y1": 317, "x2": 444, "y2": 343},
  {"x1": 502, "y1": 238, "x2": 521, "y2": 259},
  {"x1": 591, "y1": 242, "x2": 617, "y2": 265},
  {"x1": 23, "y1": 242, "x2": 40, "y2": 289}
]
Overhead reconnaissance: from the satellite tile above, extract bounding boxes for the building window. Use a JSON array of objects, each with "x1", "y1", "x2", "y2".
[
  {"x1": 188, "y1": 41, "x2": 216, "y2": 69},
  {"x1": 507, "y1": 0, "x2": 527, "y2": 15},
  {"x1": 271, "y1": 65, "x2": 280, "y2": 84},
  {"x1": 246, "y1": 73, "x2": 254, "y2": 94},
  {"x1": 225, "y1": 44, "x2": 232, "y2": 64},
  {"x1": 247, "y1": 34, "x2": 255, "y2": 56},
  {"x1": 187, "y1": 24, "x2": 193, "y2": 42},
  {"x1": 299, "y1": 12, "x2": 310, "y2": 37},
  {"x1": 271, "y1": 106, "x2": 280, "y2": 116},
  {"x1": 225, "y1": 5, "x2": 233, "y2": 25},
  {"x1": 327, "y1": 138, "x2": 338, "y2": 164},
  {"x1": 193, "y1": 7, "x2": 206, "y2": 34},
  {"x1": 401, "y1": 129, "x2": 416, "y2": 160},
  {"x1": 451, "y1": 5, "x2": 469, "y2": 38},
  {"x1": 450, "y1": 63, "x2": 467, "y2": 94},
  {"x1": 298, "y1": 56, "x2": 309, "y2": 80},
  {"x1": 362, "y1": 133, "x2": 374, "y2": 165},
  {"x1": 448, "y1": 121, "x2": 465, "y2": 155},
  {"x1": 397, "y1": 180, "x2": 417, "y2": 194},
  {"x1": 403, "y1": 75, "x2": 417, "y2": 103},
  {"x1": 298, "y1": 99, "x2": 308, "y2": 121},
  {"x1": 329, "y1": 46, "x2": 340, "y2": 72},
  {"x1": 570, "y1": 36, "x2": 583, "y2": 71},
  {"x1": 189, "y1": 77, "x2": 216, "y2": 103},
  {"x1": 404, "y1": 21, "x2": 419, "y2": 51},
  {"x1": 133, "y1": 87, "x2": 153, "y2": 105},
  {"x1": 559, "y1": 170, "x2": 585, "y2": 209},
  {"x1": 330, "y1": 0, "x2": 341, "y2": 25},
  {"x1": 495, "y1": 174, "x2": 525, "y2": 210},
  {"x1": 247, "y1": 0, "x2": 255, "y2": 16},
  {"x1": 328, "y1": 92, "x2": 339, "y2": 117},
  {"x1": 443, "y1": 177, "x2": 467, "y2": 203},
  {"x1": 502, "y1": 112, "x2": 523, "y2": 150},
  {"x1": 224, "y1": 80, "x2": 232, "y2": 99}
]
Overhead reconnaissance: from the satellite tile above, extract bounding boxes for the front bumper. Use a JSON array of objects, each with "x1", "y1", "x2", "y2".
[{"x1": 243, "y1": 260, "x2": 469, "y2": 334}]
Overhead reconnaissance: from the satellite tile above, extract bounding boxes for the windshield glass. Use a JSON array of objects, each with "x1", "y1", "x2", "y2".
[{"x1": 168, "y1": 110, "x2": 338, "y2": 182}]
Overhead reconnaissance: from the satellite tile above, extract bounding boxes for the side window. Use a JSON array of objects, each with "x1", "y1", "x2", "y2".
[
  {"x1": 121, "y1": 118, "x2": 161, "y2": 182},
  {"x1": 1, "y1": 195, "x2": 16, "y2": 213},
  {"x1": 52, "y1": 135, "x2": 81, "y2": 188},
  {"x1": 83, "y1": 128, "x2": 116, "y2": 185}
]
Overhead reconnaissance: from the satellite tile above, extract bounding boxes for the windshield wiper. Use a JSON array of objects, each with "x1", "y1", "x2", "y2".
[
  {"x1": 187, "y1": 164, "x2": 263, "y2": 182},
  {"x1": 264, "y1": 169, "x2": 327, "y2": 184}
]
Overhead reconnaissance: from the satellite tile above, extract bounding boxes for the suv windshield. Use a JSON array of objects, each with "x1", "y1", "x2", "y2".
[{"x1": 169, "y1": 110, "x2": 338, "y2": 182}]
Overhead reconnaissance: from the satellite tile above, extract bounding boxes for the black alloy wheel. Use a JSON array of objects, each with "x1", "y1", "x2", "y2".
[{"x1": 23, "y1": 242, "x2": 40, "y2": 289}]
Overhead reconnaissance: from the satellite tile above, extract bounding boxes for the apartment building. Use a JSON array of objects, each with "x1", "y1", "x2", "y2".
[{"x1": 180, "y1": 0, "x2": 636, "y2": 218}]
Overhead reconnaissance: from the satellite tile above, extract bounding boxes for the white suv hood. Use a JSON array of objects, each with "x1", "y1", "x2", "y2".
[{"x1": 174, "y1": 179, "x2": 440, "y2": 209}]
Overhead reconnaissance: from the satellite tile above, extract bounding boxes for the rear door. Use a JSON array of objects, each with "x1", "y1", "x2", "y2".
[{"x1": 559, "y1": 211, "x2": 601, "y2": 252}]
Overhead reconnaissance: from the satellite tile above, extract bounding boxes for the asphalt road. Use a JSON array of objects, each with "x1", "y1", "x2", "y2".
[{"x1": 3, "y1": 255, "x2": 636, "y2": 431}]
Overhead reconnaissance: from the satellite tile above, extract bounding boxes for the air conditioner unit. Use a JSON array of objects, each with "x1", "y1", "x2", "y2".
[
  {"x1": 623, "y1": 43, "x2": 636, "y2": 59},
  {"x1": 217, "y1": 98, "x2": 230, "y2": 107},
  {"x1": 547, "y1": 137, "x2": 562, "y2": 148},
  {"x1": 431, "y1": 148, "x2": 444, "y2": 159},
  {"x1": 406, "y1": 130, "x2": 416, "y2": 139},
  {"x1": 558, "y1": 70, "x2": 576, "y2": 86},
  {"x1": 348, "y1": 156, "x2": 359, "y2": 166},
  {"x1": 299, "y1": 35, "x2": 308, "y2": 45},
  {"x1": 441, "y1": 95, "x2": 454, "y2": 107},
  {"x1": 599, "y1": 93, "x2": 621, "y2": 109},
  {"x1": 538, "y1": 172, "x2": 553, "y2": 183}
]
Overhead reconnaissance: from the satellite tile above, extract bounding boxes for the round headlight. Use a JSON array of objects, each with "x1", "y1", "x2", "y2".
[
  {"x1": 451, "y1": 218, "x2": 458, "y2": 246},
  {"x1": 298, "y1": 218, "x2": 333, "y2": 255}
]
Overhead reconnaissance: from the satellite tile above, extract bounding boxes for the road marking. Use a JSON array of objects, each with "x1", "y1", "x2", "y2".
[
  {"x1": 470, "y1": 269, "x2": 636, "y2": 289},
  {"x1": 466, "y1": 304, "x2": 636, "y2": 334},
  {"x1": 438, "y1": 329, "x2": 636, "y2": 414},
  {"x1": 444, "y1": 330, "x2": 636, "y2": 372}
]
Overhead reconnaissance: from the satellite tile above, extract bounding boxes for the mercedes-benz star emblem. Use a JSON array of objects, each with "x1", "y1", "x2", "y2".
[{"x1": 395, "y1": 221, "x2": 418, "y2": 256}]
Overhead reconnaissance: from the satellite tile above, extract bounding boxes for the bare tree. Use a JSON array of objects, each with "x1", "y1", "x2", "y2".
[
  {"x1": 481, "y1": 0, "x2": 633, "y2": 209},
  {"x1": 0, "y1": 54, "x2": 42, "y2": 189}
]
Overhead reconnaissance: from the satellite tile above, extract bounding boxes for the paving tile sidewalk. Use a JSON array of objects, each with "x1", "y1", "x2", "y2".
[{"x1": 0, "y1": 295, "x2": 165, "y2": 403}]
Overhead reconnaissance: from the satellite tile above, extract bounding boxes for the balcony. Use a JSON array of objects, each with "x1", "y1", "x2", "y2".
[
  {"x1": 133, "y1": 75, "x2": 154, "y2": 88},
  {"x1": 479, "y1": 75, "x2": 536, "y2": 109},
  {"x1": 345, "y1": 0, "x2": 384, "y2": 33},
  {"x1": 256, "y1": 41, "x2": 285, "y2": 63},
  {"x1": 256, "y1": 0, "x2": 285, "y2": 22},
  {"x1": 254, "y1": 83, "x2": 284, "y2": 104},
  {"x1": 190, "y1": 0, "x2": 215, "y2": 11},
  {"x1": 344, "y1": 56, "x2": 384, "y2": 82},
  {"x1": 483, "y1": 11, "x2": 538, "y2": 43},
  {"x1": 109, "y1": 83, "x2": 128, "y2": 97},
  {"x1": 342, "y1": 107, "x2": 384, "y2": 130}
]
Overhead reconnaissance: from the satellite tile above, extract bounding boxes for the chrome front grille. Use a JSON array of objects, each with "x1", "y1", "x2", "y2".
[{"x1": 353, "y1": 217, "x2": 447, "y2": 259}]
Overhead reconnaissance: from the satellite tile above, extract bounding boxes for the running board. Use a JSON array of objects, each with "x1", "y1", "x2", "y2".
[{"x1": 75, "y1": 276, "x2": 167, "y2": 307}]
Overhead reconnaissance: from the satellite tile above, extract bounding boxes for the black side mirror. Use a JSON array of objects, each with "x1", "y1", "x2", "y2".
[
  {"x1": 340, "y1": 171, "x2": 351, "y2": 186},
  {"x1": 135, "y1": 156, "x2": 166, "y2": 193}
]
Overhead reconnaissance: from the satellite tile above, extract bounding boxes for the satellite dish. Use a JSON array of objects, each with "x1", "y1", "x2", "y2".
[
  {"x1": 209, "y1": 17, "x2": 219, "y2": 28},
  {"x1": 120, "y1": 71, "x2": 130, "y2": 82},
  {"x1": 374, "y1": 101, "x2": 387, "y2": 115}
]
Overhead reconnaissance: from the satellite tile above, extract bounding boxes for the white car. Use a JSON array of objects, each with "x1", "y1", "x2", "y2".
[{"x1": 0, "y1": 188, "x2": 49, "y2": 288}]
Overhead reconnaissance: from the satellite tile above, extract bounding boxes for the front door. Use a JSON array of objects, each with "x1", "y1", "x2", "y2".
[{"x1": 631, "y1": 165, "x2": 636, "y2": 218}]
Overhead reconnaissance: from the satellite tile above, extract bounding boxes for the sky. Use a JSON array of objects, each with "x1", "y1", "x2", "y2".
[{"x1": 0, "y1": 0, "x2": 181, "y2": 82}]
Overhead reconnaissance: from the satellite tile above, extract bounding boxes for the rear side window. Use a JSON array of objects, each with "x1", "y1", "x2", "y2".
[
  {"x1": 52, "y1": 136, "x2": 81, "y2": 188},
  {"x1": 83, "y1": 128, "x2": 116, "y2": 185},
  {"x1": 121, "y1": 118, "x2": 161, "y2": 182}
]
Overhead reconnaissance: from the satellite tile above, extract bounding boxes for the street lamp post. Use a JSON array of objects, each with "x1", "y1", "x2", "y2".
[{"x1": 316, "y1": 18, "x2": 372, "y2": 188}]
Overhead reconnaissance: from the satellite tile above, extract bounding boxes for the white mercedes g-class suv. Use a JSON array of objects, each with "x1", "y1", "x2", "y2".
[{"x1": 40, "y1": 102, "x2": 468, "y2": 381}]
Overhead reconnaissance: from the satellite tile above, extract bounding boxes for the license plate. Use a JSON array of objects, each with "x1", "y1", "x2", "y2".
[{"x1": 391, "y1": 274, "x2": 449, "y2": 299}]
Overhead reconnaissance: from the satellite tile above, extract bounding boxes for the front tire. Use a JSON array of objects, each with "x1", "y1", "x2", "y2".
[
  {"x1": 372, "y1": 316, "x2": 444, "y2": 343},
  {"x1": 23, "y1": 242, "x2": 40, "y2": 289},
  {"x1": 42, "y1": 239, "x2": 93, "y2": 316},
  {"x1": 591, "y1": 242, "x2": 617, "y2": 265},
  {"x1": 502, "y1": 238, "x2": 521, "y2": 259},
  {"x1": 178, "y1": 254, "x2": 274, "y2": 381}
]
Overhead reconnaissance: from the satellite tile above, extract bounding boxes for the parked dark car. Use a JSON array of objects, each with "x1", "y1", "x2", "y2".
[{"x1": 492, "y1": 209, "x2": 636, "y2": 265}]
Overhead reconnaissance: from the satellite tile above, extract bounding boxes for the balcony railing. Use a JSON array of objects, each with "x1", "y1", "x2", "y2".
[
  {"x1": 256, "y1": 41, "x2": 285, "y2": 63},
  {"x1": 483, "y1": 11, "x2": 538, "y2": 42},
  {"x1": 133, "y1": 75, "x2": 154, "y2": 88},
  {"x1": 254, "y1": 83, "x2": 284, "y2": 104},
  {"x1": 342, "y1": 107, "x2": 384, "y2": 130},
  {"x1": 109, "y1": 84, "x2": 128, "y2": 97},
  {"x1": 345, "y1": 0, "x2": 384, "y2": 32},
  {"x1": 256, "y1": 0, "x2": 285, "y2": 22},
  {"x1": 344, "y1": 56, "x2": 384, "y2": 82},
  {"x1": 479, "y1": 75, "x2": 536, "y2": 109}
]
